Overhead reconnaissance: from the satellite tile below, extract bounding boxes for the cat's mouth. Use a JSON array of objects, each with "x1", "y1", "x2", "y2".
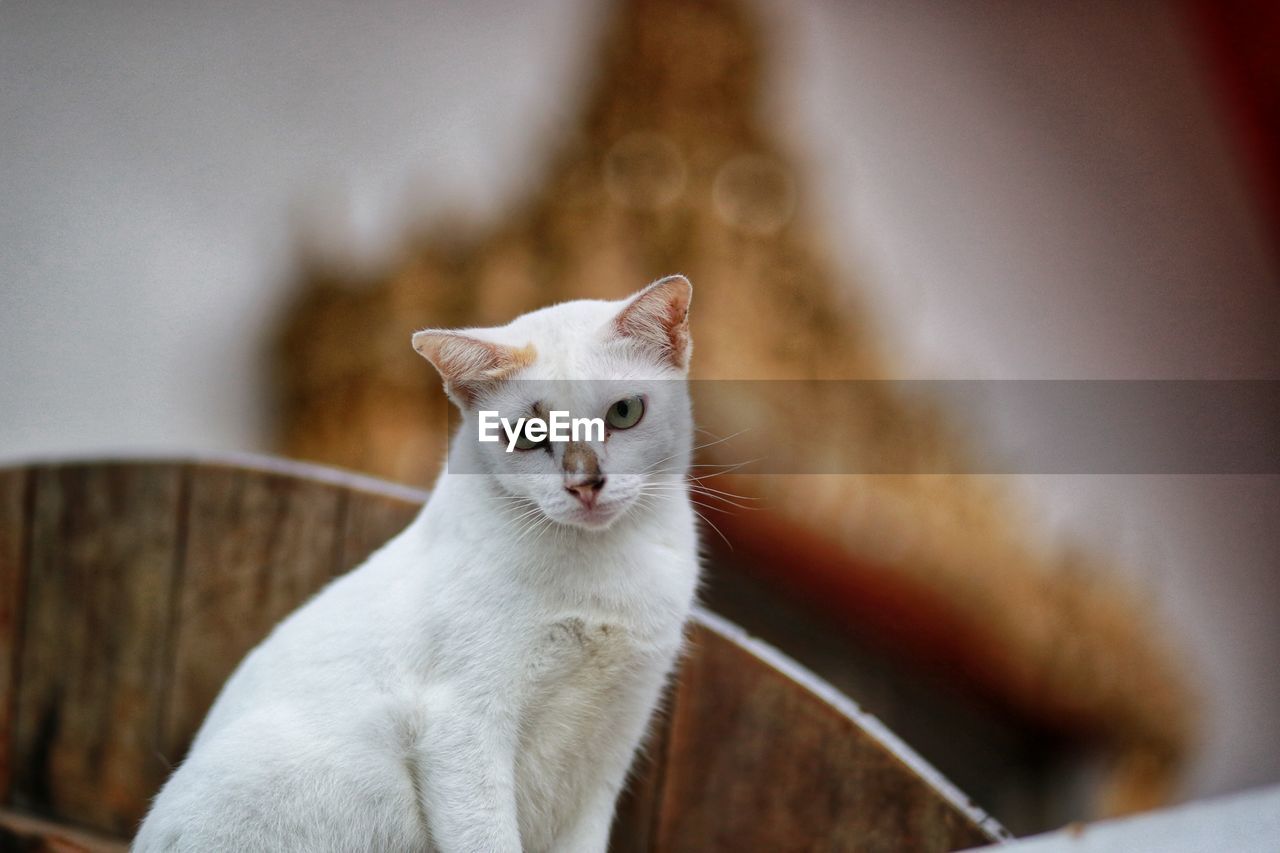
[{"x1": 562, "y1": 497, "x2": 627, "y2": 530}]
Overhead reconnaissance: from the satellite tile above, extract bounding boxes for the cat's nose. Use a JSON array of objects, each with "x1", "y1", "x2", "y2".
[{"x1": 565, "y1": 475, "x2": 606, "y2": 507}]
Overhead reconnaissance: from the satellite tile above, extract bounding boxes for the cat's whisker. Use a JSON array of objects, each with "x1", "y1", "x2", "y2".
[
  {"x1": 691, "y1": 506, "x2": 733, "y2": 551},
  {"x1": 636, "y1": 430, "x2": 750, "y2": 476},
  {"x1": 508, "y1": 507, "x2": 548, "y2": 530},
  {"x1": 512, "y1": 509, "x2": 552, "y2": 543},
  {"x1": 686, "y1": 484, "x2": 761, "y2": 505},
  {"x1": 642, "y1": 456, "x2": 761, "y2": 483},
  {"x1": 687, "y1": 498, "x2": 738, "y2": 516},
  {"x1": 687, "y1": 428, "x2": 752, "y2": 457},
  {"x1": 638, "y1": 449, "x2": 688, "y2": 476},
  {"x1": 637, "y1": 481, "x2": 761, "y2": 511},
  {"x1": 687, "y1": 455, "x2": 761, "y2": 468},
  {"x1": 688, "y1": 458, "x2": 763, "y2": 479},
  {"x1": 687, "y1": 480, "x2": 759, "y2": 500},
  {"x1": 530, "y1": 516, "x2": 557, "y2": 548},
  {"x1": 496, "y1": 498, "x2": 544, "y2": 519},
  {"x1": 511, "y1": 522, "x2": 536, "y2": 545},
  {"x1": 688, "y1": 493, "x2": 760, "y2": 512},
  {"x1": 644, "y1": 489, "x2": 759, "y2": 513}
]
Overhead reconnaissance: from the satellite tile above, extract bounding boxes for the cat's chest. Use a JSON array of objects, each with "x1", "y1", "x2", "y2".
[{"x1": 525, "y1": 616, "x2": 648, "y2": 687}]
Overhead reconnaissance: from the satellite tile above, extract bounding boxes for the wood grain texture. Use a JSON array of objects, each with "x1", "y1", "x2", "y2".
[
  {"x1": 12, "y1": 464, "x2": 182, "y2": 836},
  {"x1": 0, "y1": 807, "x2": 129, "y2": 853},
  {"x1": 0, "y1": 467, "x2": 30, "y2": 803},
  {"x1": 654, "y1": 618, "x2": 1003, "y2": 852},
  {"x1": 160, "y1": 464, "x2": 343, "y2": 763},
  {"x1": 608, "y1": 692, "x2": 674, "y2": 853},
  {"x1": 336, "y1": 487, "x2": 420, "y2": 574},
  {"x1": 0, "y1": 456, "x2": 1009, "y2": 848}
]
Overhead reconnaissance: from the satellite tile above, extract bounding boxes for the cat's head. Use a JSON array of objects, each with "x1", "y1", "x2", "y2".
[{"x1": 412, "y1": 275, "x2": 693, "y2": 531}]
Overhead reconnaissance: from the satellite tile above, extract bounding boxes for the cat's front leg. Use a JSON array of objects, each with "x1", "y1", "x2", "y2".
[
  {"x1": 414, "y1": 685, "x2": 522, "y2": 853},
  {"x1": 551, "y1": 783, "x2": 621, "y2": 853},
  {"x1": 553, "y1": 667, "x2": 673, "y2": 853}
]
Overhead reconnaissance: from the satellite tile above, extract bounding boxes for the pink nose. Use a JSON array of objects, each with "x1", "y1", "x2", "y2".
[{"x1": 565, "y1": 476, "x2": 605, "y2": 507}]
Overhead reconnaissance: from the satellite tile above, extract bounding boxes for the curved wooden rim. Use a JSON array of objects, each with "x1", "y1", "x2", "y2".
[
  {"x1": 692, "y1": 609, "x2": 1010, "y2": 843},
  {"x1": 0, "y1": 450, "x2": 431, "y2": 505},
  {"x1": 0, "y1": 452, "x2": 1008, "y2": 844}
]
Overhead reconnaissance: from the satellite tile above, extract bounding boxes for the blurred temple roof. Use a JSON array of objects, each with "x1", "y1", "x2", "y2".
[{"x1": 272, "y1": 0, "x2": 1197, "y2": 827}]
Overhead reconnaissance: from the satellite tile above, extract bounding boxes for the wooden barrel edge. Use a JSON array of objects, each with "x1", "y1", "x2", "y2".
[
  {"x1": 0, "y1": 455, "x2": 1009, "y2": 847},
  {"x1": 0, "y1": 452, "x2": 430, "y2": 506},
  {"x1": 688, "y1": 608, "x2": 1011, "y2": 845},
  {"x1": 0, "y1": 807, "x2": 129, "y2": 853}
]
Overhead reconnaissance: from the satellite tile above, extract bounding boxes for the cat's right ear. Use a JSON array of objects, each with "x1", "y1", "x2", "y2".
[{"x1": 412, "y1": 330, "x2": 535, "y2": 408}]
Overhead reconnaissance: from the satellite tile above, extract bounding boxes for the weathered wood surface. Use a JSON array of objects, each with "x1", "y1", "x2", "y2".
[
  {"x1": 12, "y1": 464, "x2": 183, "y2": 836},
  {"x1": 0, "y1": 807, "x2": 128, "y2": 853},
  {"x1": 0, "y1": 456, "x2": 1005, "y2": 849},
  {"x1": 160, "y1": 464, "x2": 344, "y2": 762},
  {"x1": 0, "y1": 468, "x2": 29, "y2": 803},
  {"x1": 337, "y1": 484, "x2": 421, "y2": 572},
  {"x1": 609, "y1": 693, "x2": 674, "y2": 853},
  {"x1": 654, "y1": 615, "x2": 1005, "y2": 851}
]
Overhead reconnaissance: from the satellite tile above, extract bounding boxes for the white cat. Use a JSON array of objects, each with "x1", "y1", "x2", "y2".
[{"x1": 134, "y1": 276, "x2": 700, "y2": 852}]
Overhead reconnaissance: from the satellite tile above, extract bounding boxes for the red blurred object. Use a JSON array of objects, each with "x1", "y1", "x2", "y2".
[{"x1": 1187, "y1": 0, "x2": 1280, "y2": 254}]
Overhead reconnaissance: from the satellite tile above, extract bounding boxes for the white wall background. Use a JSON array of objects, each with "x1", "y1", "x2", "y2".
[{"x1": 2, "y1": 0, "x2": 1277, "y2": 803}]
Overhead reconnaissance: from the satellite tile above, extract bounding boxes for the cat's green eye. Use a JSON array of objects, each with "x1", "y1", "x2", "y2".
[
  {"x1": 514, "y1": 425, "x2": 543, "y2": 451},
  {"x1": 606, "y1": 395, "x2": 645, "y2": 430}
]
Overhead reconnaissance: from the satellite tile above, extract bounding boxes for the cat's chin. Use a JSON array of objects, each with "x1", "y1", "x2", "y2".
[{"x1": 558, "y1": 501, "x2": 627, "y2": 531}]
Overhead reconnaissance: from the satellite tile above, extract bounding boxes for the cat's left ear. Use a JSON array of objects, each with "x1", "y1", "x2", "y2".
[{"x1": 612, "y1": 275, "x2": 693, "y2": 371}]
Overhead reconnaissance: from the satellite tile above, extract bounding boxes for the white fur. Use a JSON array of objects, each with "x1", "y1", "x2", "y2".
[{"x1": 134, "y1": 283, "x2": 699, "y2": 852}]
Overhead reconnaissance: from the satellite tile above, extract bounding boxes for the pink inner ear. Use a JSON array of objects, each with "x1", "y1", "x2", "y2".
[
  {"x1": 413, "y1": 331, "x2": 535, "y2": 405},
  {"x1": 615, "y1": 276, "x2": 692, "y2": 368}
]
